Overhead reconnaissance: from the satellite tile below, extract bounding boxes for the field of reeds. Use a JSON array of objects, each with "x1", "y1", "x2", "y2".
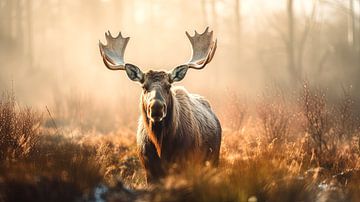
[{"x1": 1, "y1": 83, "x2": 360, "y2": 202}]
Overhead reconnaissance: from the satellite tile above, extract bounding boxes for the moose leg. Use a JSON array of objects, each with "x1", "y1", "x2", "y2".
[
  {"x1": 211, "y1": 118, "x2": 222, "y2": 167},
  {"x1": 204, "y1": 123, "x2": 222, "y2": 167},
  {"x1": 138, "y1": 142, "x2": 164, "y2": 184}
]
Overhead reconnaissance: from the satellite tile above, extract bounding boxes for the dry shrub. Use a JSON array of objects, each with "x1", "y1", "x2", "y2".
[
  {"x1": 334, "y1": 87, "x2": 359, "y2": 140},
  {"x1": 298, "y1": 83, "x2": 360, "y2": 173},
  {"x1": 0, "y1": 91, "x2": 105, "y2": 201},
  {"x1": 75, "y1": 129, "x2": 143, "y2": 188},
  {"x1": 0, "y1": 90, "x2": 41, "y2": 162},
  {"x1": 223, "y1": 90, "x2": 247, "y2": 131},
  {"x1": 300, "y1": 83, "x2": 333, "y2": 167},
  {"x1": 0, "y1": 132, "x2": 104, "y2": 202},
  {"x1": 257, "y1": 88, "x2": 291, "y2": 145}
]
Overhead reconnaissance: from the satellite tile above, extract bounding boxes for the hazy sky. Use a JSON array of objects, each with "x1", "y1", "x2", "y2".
[{"x1": 0, "y1": 0, "x2": 359, "y2": 110}]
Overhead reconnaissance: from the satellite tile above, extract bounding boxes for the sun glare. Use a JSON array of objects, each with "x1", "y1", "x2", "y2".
[{"x1": 134, "y1": 1, "x2": 147, "y2": 24}]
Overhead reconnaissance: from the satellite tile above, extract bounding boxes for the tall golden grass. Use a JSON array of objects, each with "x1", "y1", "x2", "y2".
[{"x1": 0, "y1": 83, "x2": 360, "y2": 202}]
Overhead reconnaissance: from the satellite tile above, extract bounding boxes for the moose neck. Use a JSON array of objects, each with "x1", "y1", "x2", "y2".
[{"x1": 141, "y1": 92, "x2": 176, "y2": 158}]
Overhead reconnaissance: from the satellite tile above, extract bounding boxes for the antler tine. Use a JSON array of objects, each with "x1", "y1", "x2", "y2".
[
  {"x1": 99, "y1": 31, "x2": 130, "y2": 71},
  {"x1": 184, "y1": 27, "x2": 217, "y2": 70}
]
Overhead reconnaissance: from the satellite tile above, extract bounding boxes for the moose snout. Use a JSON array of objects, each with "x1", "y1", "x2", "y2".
[{"x1": 148, "y1": 100, "x2": 167, "y2": 122}]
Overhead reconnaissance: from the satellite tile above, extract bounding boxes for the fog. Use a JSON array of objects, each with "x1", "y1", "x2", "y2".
[{"x1": 0, "y1": 0, "x2": 360, "y2": 125}]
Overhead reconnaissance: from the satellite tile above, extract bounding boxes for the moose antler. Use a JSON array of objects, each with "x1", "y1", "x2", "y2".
[
  {"x1": 99, "y1": 31, "x2": 130, "y2": 70},
  {"x1": 184, "y1": 27, "x2": 217, "y2": 69}
]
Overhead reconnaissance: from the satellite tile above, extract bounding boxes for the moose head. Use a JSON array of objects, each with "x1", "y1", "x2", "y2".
[{"x1": 99, "y1": 27, "x2": 217, "y2": 123}]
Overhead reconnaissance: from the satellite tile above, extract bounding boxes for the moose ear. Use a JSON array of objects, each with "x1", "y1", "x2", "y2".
[
  {"x1": 125, "y1": 64, "x2": 144, "y2": 83},
  {"x1": 169, "y1": 65, "x2": 189, "y2": 83}
]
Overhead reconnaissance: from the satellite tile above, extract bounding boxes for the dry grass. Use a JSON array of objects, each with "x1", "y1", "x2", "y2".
[
  {"x1": 223, "y1": 90, "x2": 247, "y2": 132},
  {"x1": 0, "y1": 90, "x2": 41, "y2": 162},
  {"x1": 1, "y1": 84, "x2": 360, "y2": 202},
  {"x1": 257, "y1": 88, "x2": 291, "y2": 145}
]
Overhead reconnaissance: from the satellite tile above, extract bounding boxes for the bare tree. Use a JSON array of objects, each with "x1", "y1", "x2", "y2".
[
  {"x1": 347, "y1": 0, "x2": 356, "y2": 48},
  {"x1": 297, "y1": 0, "x2": 319, "y2": 74},
  {"x1": 358, "y1": 0, "x2": 360, "y2": 65},
  {"x1": 25, "y1": 0, "x2": 33, "y2": 69},
  {"x1": 15, "y1": 0, "x2": 24, "y2": 50},
  {"x1": 235, "y1": 0, "x2": 241, "y2": 43},
  {"x1": 287, "y1": 0, "x2": 298, "y2": 83},
  {"x1": 284, "y1": 0, "x2": 319, "y2": 83}
]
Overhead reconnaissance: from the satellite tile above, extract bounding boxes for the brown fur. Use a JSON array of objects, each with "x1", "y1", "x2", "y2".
[{"x1": 136, "y1": 71, "x2": 222, "y2": 183}]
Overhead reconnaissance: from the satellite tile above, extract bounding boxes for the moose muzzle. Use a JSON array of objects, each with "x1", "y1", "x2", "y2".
[{"x1": 148, "y1": 100, "x2": 167, "y2": 122}]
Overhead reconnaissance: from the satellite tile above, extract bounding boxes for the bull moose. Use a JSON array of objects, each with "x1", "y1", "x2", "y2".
[{"x1": 99, "y1": 27, "x2": 221, "y2": 183}]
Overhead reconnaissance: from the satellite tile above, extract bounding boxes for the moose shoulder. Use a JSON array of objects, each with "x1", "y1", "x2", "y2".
[{"x1": 99, "y1": 27, "x2": 221, "y2": 183}]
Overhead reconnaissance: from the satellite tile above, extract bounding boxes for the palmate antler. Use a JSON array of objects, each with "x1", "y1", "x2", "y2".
[
  {"x1": 183, "y1": 27, "x2": 217, "y2": 70},
  {"x1": 99, "y1": 31, "x2": 130, "y2": 70},
  {"x1": 99, "y1": 27, "x2": 217, "y2": 75}
]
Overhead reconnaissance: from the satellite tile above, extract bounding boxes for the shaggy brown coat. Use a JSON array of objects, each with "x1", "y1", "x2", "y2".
[{"x1": 137, "y1": 83, "x2": 222, "y2": 183}]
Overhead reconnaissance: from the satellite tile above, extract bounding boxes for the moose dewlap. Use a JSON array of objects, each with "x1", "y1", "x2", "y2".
[{"x1": 99, "y1": 27, "x2": 221, "y2": 184}]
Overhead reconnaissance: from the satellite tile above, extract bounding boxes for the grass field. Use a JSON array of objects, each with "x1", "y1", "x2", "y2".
[{"x1": 1, "y1": 83, "x2": 360, "y2": 202}]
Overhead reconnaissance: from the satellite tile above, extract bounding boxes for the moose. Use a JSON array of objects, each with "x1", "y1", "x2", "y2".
[{"x1": 99, "y1": 27, "x2": 221, "y2": 183}]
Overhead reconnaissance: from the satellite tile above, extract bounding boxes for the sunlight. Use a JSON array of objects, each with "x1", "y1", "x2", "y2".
[
  {"x1": 241, "y1": 0, "x2": 316, "y2": 15},
  {"x1": 1, "y1": 0, "x2": 360, "y2": 200},
  {"x1": 134, "y1": 1, "x2": 147, "y2": 24}
]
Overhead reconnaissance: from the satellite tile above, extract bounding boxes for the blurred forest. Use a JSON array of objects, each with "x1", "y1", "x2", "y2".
[
  {"x1": 0, "y1": 0, "x2": 360, "y2": 130},
  {"x1": 2, "y1": 1, "x2": 360, "y2": 201}
]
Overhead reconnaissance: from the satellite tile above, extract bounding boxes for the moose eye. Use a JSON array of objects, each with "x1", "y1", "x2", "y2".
[{"x1": 165, "y1": 84, "x2": 171, "y2": 91}]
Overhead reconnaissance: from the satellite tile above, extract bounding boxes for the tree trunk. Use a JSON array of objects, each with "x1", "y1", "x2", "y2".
[
  {"x1": 298, "y1": 0, "x2": 318, "y2": 76},
  {"x1": 0, "y1": 0, "x2": 4, "y2": 37},
  {"x1": 348, "y1": 0, "x2": 355, "y2": 48},
  {"x1": 358, "y1": 0, "x2": 360, "y2": 52},
  {"x1": 287, "y1": 0, "x2": 298, "y2": 82},
  {"x1": 15, "y1": 0, "x2": 23, "y2": 50},
  {"x1": 8, "y1": 0, "x2": 13, "y2": 39},
  {"x1": 25, "y1": 0, "x2": 33, "y2": 69},
  {"x1": 1, "y1": 0, "x2": 12, "y2": 44},
  {"x1": 235, "y1": 0, "x2": 241, "y2": 45}
]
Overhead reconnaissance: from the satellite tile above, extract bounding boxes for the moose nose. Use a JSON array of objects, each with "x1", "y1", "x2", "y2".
[{"x1": 149, "y1": 100, "x2": 166, "y2": 121}]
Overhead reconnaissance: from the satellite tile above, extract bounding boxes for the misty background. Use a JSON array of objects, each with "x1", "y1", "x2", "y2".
[{"x1": 0, "y1": 0, "x2": 359, "y2": 132}]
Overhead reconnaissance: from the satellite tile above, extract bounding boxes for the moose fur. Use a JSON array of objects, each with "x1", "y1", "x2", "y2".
[
  {"x1": 98, "y1": 27, "x2": 220, "y2": 184},
  {"x1": 136, "y1": 71, "x2": 222, "y2": 183}
]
